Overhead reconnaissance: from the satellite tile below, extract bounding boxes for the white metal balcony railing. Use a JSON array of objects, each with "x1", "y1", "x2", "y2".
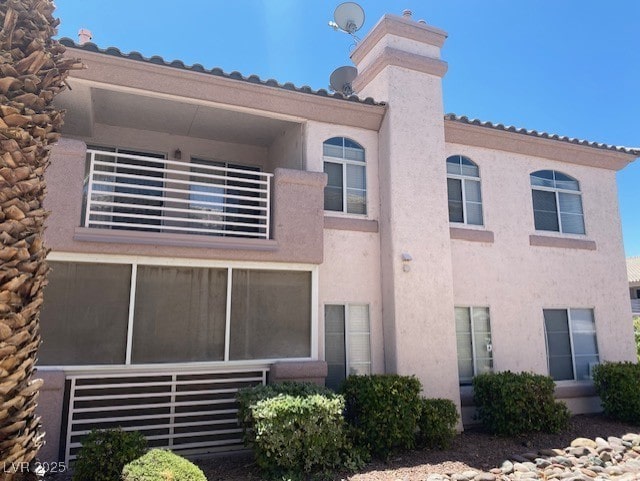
[
  {"x1": 83, "y1": 150, "x2": 273, "y2": 239},
  {"x1": 632, "y1": 298, "x2": 640, "y2": 315}
]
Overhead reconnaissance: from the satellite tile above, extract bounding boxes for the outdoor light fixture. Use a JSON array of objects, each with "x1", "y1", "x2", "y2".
[
  {"x1": 401, "y1": 253, "x2": 412, "y2": 272},
  {"x1": 173, "y1": 148, "x2": 182, "y2": 160}
]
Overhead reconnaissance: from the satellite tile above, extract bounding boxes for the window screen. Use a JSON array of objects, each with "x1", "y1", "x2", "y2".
[
  {"x1": 132, "y1": 266, "x2": 228, "y2": 363},
  {"x1": 230, "y1": 270, "x2": 311, "y2": 360},
  {"x1": 39, "y1": 262, "x2": 131, "y2": 365}
]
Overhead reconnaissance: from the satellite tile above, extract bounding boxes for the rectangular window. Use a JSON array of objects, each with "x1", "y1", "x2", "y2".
[
  {"x1": 229, "y1": 270, "x2": 312, "y2": 360},
  {"x1": 39, "y1": 261, "x2": 314, "y2": 366},
  {"x1": 324, "y1": 304, "x2": 371, "y2": 390},
  {"x1": 455, "y1": 307, "x2": 493, "y2": 384},
  {"x1": 531, "y1": 189, "x2": 585, "y2": 234},
  {"x1": 544, "y1": 308, "x2": 599, "y2": 381},
  {"x1": 39, "y1": 262, "x2": 131, "y2": 365},
  {"x1": 132, "y1": 266, "x2": 228, "y2": 363}
]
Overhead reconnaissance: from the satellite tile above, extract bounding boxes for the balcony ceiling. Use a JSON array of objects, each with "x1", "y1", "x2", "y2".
[{"x1": 55, "y1": 84, "x2": 298, "y2": 147}]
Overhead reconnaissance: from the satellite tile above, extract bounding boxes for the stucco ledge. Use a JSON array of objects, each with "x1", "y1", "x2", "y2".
[
  {"x1": 324, "y1": 216, "x2": 379, "y2": 233},
  {"x1": 450, "y1": 226, "x2": 494, "y2": 243},
  {"x1": 74, "y1": 227, "x2": 279, "y2": 251},
  {"x1": 529, "y1": 234, "x2": 596, "y2": 251}
]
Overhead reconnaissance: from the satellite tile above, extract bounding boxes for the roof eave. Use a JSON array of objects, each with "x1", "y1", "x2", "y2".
[
  {"x1": 61, "y1": 40, "x2": 386, "y2": 131},
  {"x1": 445, "y1": 115, "x2": 638, "y2": 170}
]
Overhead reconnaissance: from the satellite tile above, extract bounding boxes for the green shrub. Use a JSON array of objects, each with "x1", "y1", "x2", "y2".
[
  {"x1": 72, "y1": 428, "x2": 147, "y2": 481},
  {"x1": 237, "y1": 382, "x2": 362, "y2": 479},
  {"x1": 252, "y1": 394, "x2": 360, "y2": 478},
  {"x1": 237, "y1": 382, "x2": 335, "y2": 444},
  {"x1": 342, "y1": 374, "x2": 422, "y2": 459},
  {"x1": 593, "y1": 361, "x2": 640, "y2": 423},
  {"x1": 472, "y1": 371, "x2": 570, "y2": 436},
  {"x1": 121, "y1": 449, "x2": 206, "y2": 481},
  {"x1": 417, "y1": 398, "x2": 459, "y2": 449}
]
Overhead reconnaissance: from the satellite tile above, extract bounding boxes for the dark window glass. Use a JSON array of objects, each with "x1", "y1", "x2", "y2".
[
  {"x1": 230, "y1": 270, "x2": 311, "y2": 360},
  {"x1": 532, "y1": 190, "x2": 559, "y2": 231},
  {"x1": 324, "y1": 305, "x2": 346, "y2": 391},
  {"x1": 447, "y1": 178, "x2": 463, "y2": 222},
  {"x1": 324, "y1": 162, "x2": 344, "y2": 211},
  {"x1": 132, "y1": 266, "x2": 228, "y2": 363},
  {"x1": 40, "y1": 262, "x2": 131, "y2": 365}
]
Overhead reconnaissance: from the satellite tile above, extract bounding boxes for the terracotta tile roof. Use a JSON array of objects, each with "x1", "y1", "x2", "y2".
[
  {"x1": 59, "y1": 38, "x2": 384, "y2": 106},
  {"x1": 628, "y1": 257, "x2": 640, "y2": 283},
  {"x1": 445, "y1": 114, "x2": 640, "y2": 157}
]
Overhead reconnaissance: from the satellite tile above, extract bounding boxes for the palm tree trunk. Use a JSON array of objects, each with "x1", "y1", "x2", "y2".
[{"x1": 0, "y1": 1, "x2": 82, "y2": 478}]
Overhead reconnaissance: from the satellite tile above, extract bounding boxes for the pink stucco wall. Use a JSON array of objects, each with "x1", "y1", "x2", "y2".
[{"x1": 445, "y1": 141, "x2": 637, "y2": 371}]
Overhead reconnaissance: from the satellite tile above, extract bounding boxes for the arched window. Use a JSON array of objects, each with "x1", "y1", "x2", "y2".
[
  {"x1": 530, "y1": 170, "x2": 585, "y2": 234},
  {"x1": 323, "y1": 137, "x2": 366, "y2": 215},
  {"x1": 446, "y1": 155, "x2": 483, "y2": 225}
]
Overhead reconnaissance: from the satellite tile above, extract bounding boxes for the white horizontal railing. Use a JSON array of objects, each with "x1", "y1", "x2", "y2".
[
  {"x1": 631, "y1": 298, "x2": 640, "y2": 315},
  {"x1": 64, "y1": 365, "x2": 269, "y2": 463},
  {"x1": 83, "y1": 150, "x2": 273, "y2": 239}
]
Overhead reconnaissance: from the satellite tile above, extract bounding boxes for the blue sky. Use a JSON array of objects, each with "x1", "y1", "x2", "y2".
[{"x1": 53, "y1": 1, "x2": 640, "y2": 256}]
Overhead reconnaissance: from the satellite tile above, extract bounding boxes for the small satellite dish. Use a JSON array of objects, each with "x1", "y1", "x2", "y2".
[
  {"x1": 333, "y1": 2, "x2": 365, "y2": 34},
  {"x1": 330, "y1": 66, "x2": 358, "y2": 96}
]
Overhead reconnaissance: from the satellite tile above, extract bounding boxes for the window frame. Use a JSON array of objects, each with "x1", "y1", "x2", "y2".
[
  {"x1": 543, "y1": 308, "x2": 599, "y2": 382},
  {"x1": 39, "y1": 252, "x2": 319, "y2": 369},
  {"x1": 323, "y1": 137, "x2": 367, "y2": 216},
  {"x1": 530, "y1": 170, "x2": 585, "y2": 235},
  {"x1": 446, "y1": 155, "x2": 484, "y2": 226},
  {"x1": 454, "y1": 306, "x2": 493, "y2": 385},
  {"x1": 324, "y1": 303, "x2": 372, "y2": 390}
]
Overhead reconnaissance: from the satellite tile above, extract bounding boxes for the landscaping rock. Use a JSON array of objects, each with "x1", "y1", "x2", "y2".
[
  {"x1": 571, "y1": 438, "x2": 598, "y2": 450},
  {"x1": 500, "y1": 461, "x2": 514, "y2": 475},
  {"x1": 461, "y1": 433, "x2": 640, "y2": 481},
  {"x1": 474, "y1": 473, "x2": 496, "y2": 481}
]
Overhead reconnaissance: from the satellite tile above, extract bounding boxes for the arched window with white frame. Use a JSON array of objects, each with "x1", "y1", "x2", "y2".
[
  {"x1": 446, "y1": 155, "x2": 483, "y2": 225},
  {"x1": 323, "y1": 137, "x2": 366, "y2": 215},
  {"x1": 530, "y1": 170, "x2": 585, "y2": 234}
]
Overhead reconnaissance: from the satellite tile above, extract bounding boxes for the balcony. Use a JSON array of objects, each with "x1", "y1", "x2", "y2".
[
  {"x1": 82, "y1": 149, "x2": 273, "y2": 239},
  {"x1": 46, "y1": 140, "x2": 326, "y2": 264}
]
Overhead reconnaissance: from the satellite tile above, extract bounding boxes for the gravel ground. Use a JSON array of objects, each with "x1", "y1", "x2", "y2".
[{"x1": 45, "y1": 413, "x2": 640, "y2": 481}]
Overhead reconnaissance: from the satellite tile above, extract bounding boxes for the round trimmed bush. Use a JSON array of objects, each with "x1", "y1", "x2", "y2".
[{"x1": 122, "y1": 449, "x2": 206, "y2": 481}]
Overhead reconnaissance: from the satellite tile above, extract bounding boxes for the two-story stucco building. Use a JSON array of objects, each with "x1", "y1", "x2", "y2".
[{"x1": 36, "y1": 12, "x2": 638, "y2": 463}]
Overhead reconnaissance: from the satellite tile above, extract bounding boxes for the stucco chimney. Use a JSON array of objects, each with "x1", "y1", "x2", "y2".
[
  {"x1": 78, "y1": 28, "x2": 92, "y2": 45},
  {"x1": 349, "y1": 13, "x2": 460, "y2": 410}
]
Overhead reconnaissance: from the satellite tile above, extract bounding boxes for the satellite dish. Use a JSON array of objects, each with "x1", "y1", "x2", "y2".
[
  {"x1": 330, "y1": 66, "x2": 358, "y2": 96},
  {"x1": 333, "y1": 2, "x2": 365, "y2": 34}
]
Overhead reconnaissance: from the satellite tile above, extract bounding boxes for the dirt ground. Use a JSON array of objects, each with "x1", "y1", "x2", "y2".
[
  {"x1": 44, "y1": 413, "x2": 640, "y2": 480},
  {"x1": 195, "y1": 413, "x2": 640, "y2": 480}
]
